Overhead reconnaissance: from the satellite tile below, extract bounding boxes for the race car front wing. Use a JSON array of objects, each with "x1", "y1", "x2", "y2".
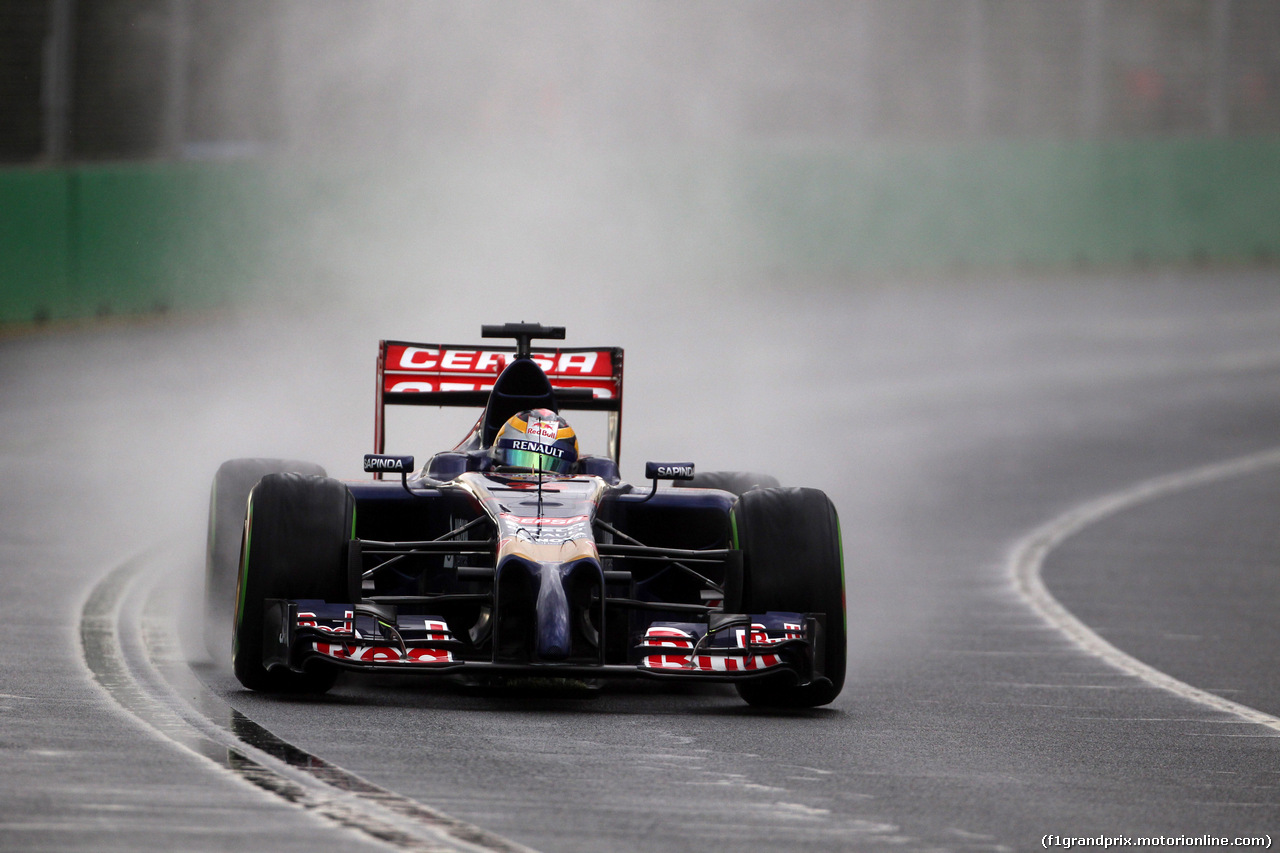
[{"x1": 263, "y1": 599, "x2": 830, "y2": 686}]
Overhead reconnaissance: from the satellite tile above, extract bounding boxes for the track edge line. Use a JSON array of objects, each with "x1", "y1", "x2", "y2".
[
  {"x1": 1008, "y1": 447, "x2": 1280, "y2": 735},
  {"x1": 81, "y1": 545, "x2": 540, "y2": 853}
]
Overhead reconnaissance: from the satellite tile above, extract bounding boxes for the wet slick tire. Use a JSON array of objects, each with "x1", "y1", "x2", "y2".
[
  {"x1": 731, "y1": 487, "x2": 846, "y2": 708},
  {"x1": 674, "y1": 471, "x2": 780, "y2": 497},
  {"x1": 233, "y1": 472, "x2": 353, "y2": 693},
  {"x1": 204, "y1": 458, "x2": 325, "y2": 659}
]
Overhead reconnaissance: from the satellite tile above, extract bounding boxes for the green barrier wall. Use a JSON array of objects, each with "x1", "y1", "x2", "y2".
[
  {"x1": 741, "y1": 137, "x2": 1280, "y2": 273},
  {"x1": 2, "y1": 138, "x2": 1278, "y2": 326},
  {"x1": 1, "y1": 161, "x2": 269, "y2": 325},
  {"x1": 0, "y1": 169, "x2": 71, "y2": 324}
]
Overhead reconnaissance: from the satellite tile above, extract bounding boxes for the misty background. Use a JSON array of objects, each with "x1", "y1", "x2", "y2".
[
  {"x1": 3, "y1": 2, "x2": 1278, "y2": 320},
  {"x1": 7, "y1": 8, "x2": 1280, "y2": 851},
  {"x1": 3, "y1": 1, "x2": 1279, "y2": 483},
  {"x1": 8, "y1": 1, "x2": 1280, "y2": 158}
]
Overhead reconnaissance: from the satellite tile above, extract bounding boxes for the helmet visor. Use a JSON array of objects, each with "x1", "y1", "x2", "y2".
[{"x1": 495, "y1": 438, "x2": 576, "y2": 474}]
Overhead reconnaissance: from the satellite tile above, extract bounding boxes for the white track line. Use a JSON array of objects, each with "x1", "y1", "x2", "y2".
[
  {"x1": 1009, "y1": 446, "x2": 1280, "y2": 734},
  {"x1": 81, "y1": 547, "x2": 539, "y2": 853}
]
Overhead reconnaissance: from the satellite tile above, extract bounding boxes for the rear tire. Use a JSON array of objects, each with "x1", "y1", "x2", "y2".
[
  {"x1": 233, "y1": 472, "x2": 353, "y2": 693},
  {"x1": 674, "y1": 471, "x2": 780, "y2": 496},
  {"x1": 730, "y1": 487, "x2": 846, "y2": 708},
  {"x1": 204, "y1": 458, "x2": 325, "y2": 659}
]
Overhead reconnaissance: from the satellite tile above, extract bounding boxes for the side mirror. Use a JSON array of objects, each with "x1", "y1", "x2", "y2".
[
  {"x1": 364, "y1": 454, "x2": 415, "y2": 474},
  {"x1": 365, "y1": 454, "x2": 431, "y2": 499},
  {"x1": 639, "y1": 462, "x2": 694, "y2": 502},
  {"x1": 645, "y1": 461, "x2": 695, "y2": 481}
]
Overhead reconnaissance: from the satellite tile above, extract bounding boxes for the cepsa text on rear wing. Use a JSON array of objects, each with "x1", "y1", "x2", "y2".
[{"x1": 374, "y1": 339, "x2": 624, "y2": 461}]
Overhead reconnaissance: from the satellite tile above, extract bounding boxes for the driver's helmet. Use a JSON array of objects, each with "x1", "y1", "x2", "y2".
[{"x1": 492, "y1": 408, "x2": 579, "y2": 475}]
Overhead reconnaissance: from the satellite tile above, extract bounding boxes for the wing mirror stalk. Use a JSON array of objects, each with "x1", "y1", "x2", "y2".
[
  {"x1": 638, "y1": 461, "x2": 695, "y2": 503},
  {"x1": 363, "y1": 454, "x2": 422, "y2": 498}
]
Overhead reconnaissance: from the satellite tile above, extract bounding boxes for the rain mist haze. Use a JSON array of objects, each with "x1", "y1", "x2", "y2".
[
  {"x1": 8, "y1": 0, "x2": 1280, "y2": 599},
  {"x1": 19, "y1": 1, "x2": 1279, "y2": 313},
  {"x1": 4, "y1": 7, "x2": 1280, "y2": 849}
]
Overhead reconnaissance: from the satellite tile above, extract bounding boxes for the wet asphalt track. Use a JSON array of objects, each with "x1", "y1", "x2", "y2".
[{"x1": 3, "y1": 269, "x2": 1280, "y2": 851}]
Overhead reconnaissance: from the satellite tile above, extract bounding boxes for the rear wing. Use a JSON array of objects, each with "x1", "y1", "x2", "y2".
[{"x1": 375, "y1": 339, "x2": 625, "y2": 462}]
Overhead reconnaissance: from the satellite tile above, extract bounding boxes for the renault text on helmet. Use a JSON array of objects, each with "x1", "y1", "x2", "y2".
[{"x1": 492, "y1": 408, "x2": 579, "y2": 475}]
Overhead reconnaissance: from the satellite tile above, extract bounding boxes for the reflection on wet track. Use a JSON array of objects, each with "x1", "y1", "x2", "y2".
[
  {"x1": 81, "y1": 547, "x2": 534, "y2": 853},
  {"x1": 6, "y1": 270, "x2": 1280, "y2": 850}
]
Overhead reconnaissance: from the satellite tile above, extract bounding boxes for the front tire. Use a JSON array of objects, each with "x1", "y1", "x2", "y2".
[
  {"x1": 233, "y1": 472, "x2": 354, "y2": 693},
  {"x1": 730, "y1": 487, "x2": 846, "y2": 708},
  {"x1": 204, "y1": 458, "x2": 325, "y2": 659}
]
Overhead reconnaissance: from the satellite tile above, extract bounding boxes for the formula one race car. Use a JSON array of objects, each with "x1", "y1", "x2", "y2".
[{"x1": 204, "y1": 323, "x2": 846, "y2": 707}]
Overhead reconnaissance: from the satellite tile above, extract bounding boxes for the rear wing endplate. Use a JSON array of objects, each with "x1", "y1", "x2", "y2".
[{"x1": 376, "y1": 340, "x2": 624, "y2": 463}]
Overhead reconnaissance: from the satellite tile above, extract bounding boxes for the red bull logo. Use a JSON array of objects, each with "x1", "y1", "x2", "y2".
[{"x1": 527, "y1": 419, "x2": 558, "y2": 441}]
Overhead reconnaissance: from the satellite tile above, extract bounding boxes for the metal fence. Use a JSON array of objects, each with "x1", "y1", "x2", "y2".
[{"x1": 3, "y1": 0, "x2": 1279, "y2": 164}]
